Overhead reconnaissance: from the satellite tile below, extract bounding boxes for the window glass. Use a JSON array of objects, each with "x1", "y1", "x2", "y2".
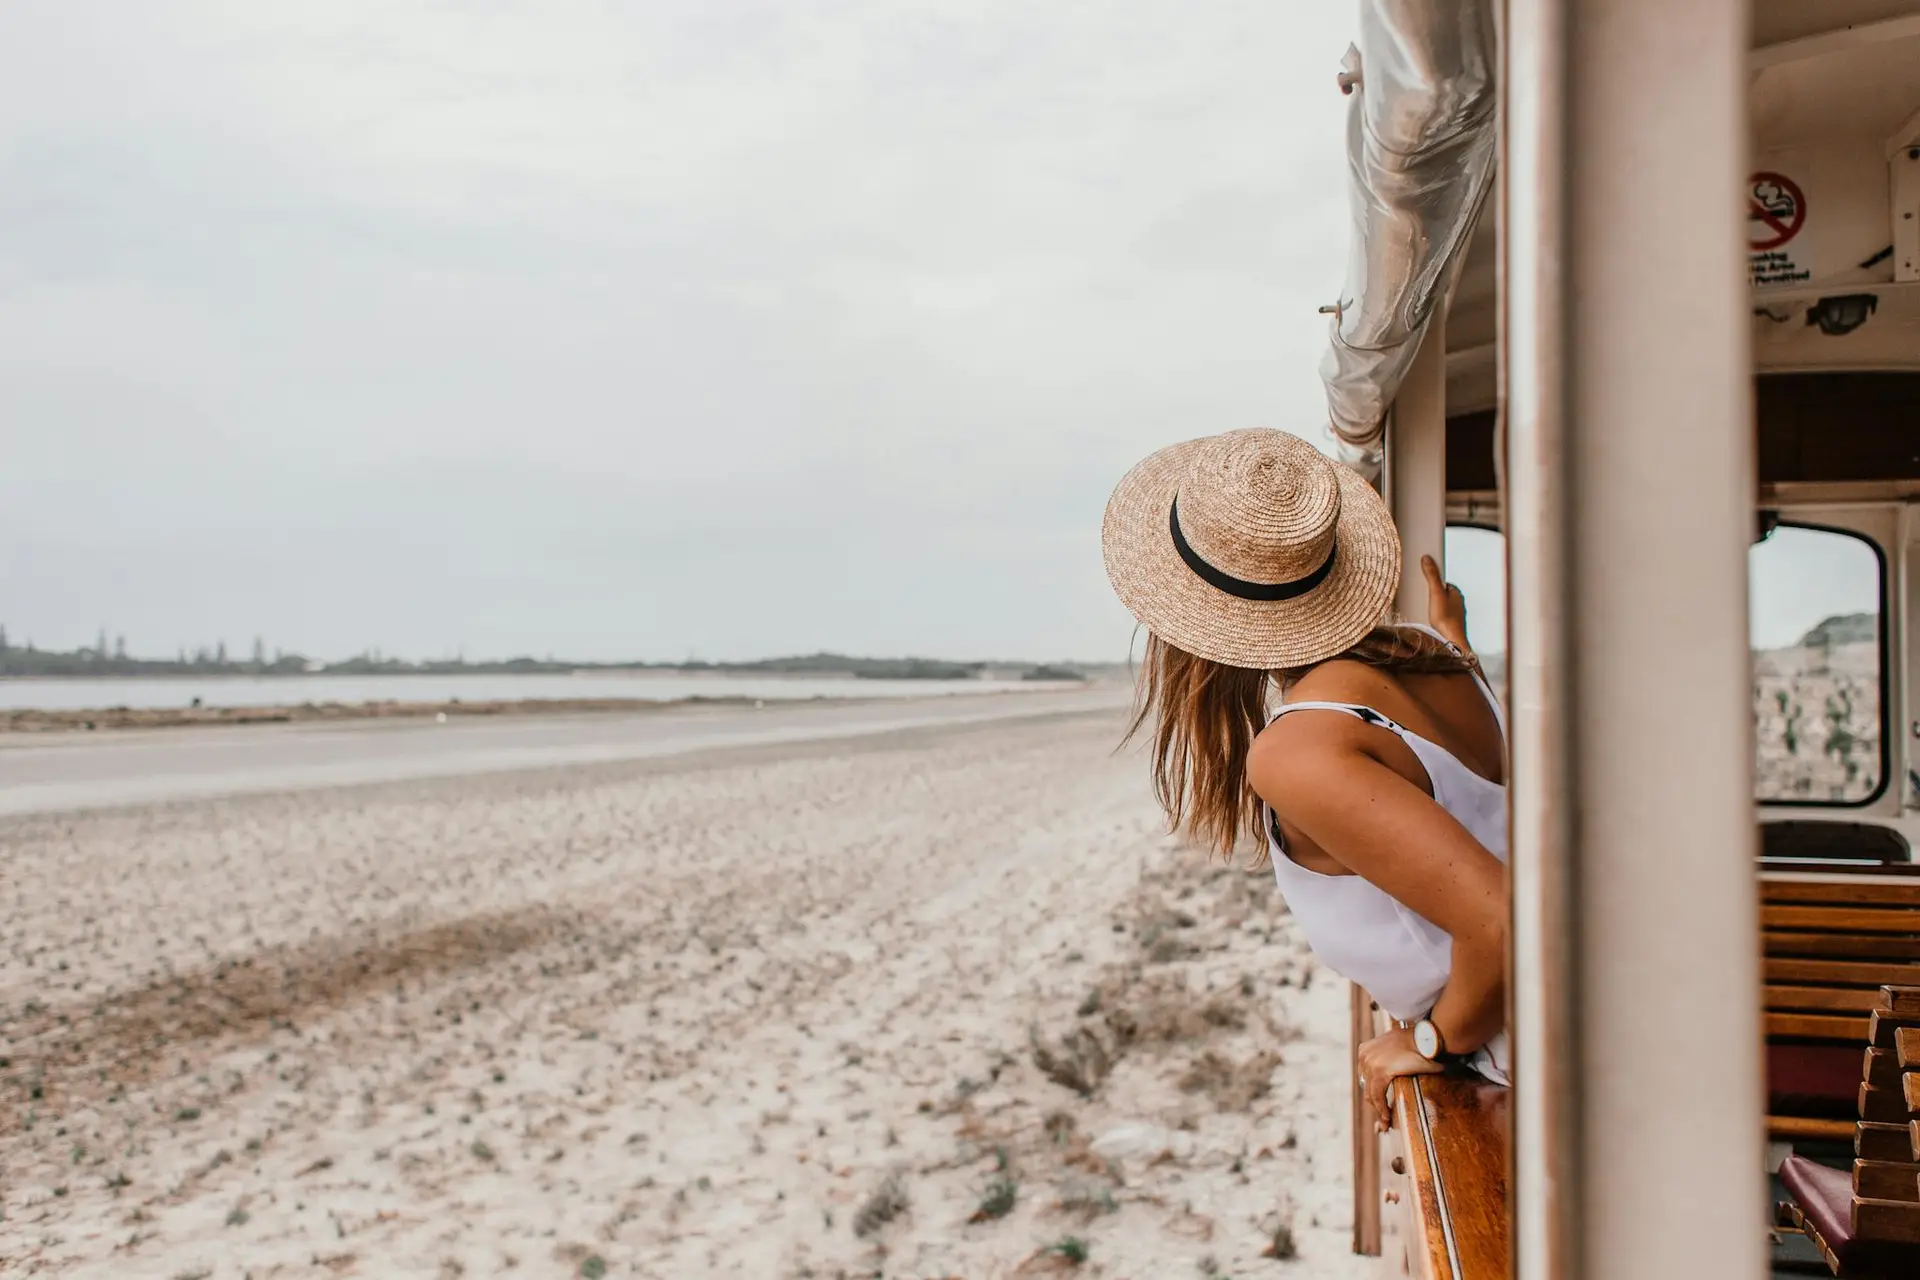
[
  {"x1": 1442, "y1": 519, "x2": 1888, "y2": 806},
  {"x1": 1750, "y1": 523, "x2": 1884, "y2": 804},
  {"x1": 1442, "y1": 523, "x2": 1508, "y2": 690}
]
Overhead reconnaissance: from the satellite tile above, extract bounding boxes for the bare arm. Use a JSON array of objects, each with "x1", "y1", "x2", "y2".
[{"x1": 1248, "y1": 715, "x2": 1506, "y2": 1055}]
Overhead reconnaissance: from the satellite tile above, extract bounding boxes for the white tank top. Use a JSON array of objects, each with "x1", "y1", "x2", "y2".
[{"x1": 1262, "y1": 625, "x2": 1511, "y2": 1084}]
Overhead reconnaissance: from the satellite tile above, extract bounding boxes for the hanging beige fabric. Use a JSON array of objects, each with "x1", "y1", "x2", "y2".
[{"x1": 1319, "y1": 0, "x2": 1497, "y2": 480}]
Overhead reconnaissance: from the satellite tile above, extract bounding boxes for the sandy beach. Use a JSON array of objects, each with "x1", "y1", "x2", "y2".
[{"x1": 1, "y1": 702, "x2": 1367, "y2": 1279}]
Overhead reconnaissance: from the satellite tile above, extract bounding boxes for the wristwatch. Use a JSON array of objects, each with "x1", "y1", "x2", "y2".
[{"x1": 1412, "y1": 1017, "x2": 1449, "y2": 1062}]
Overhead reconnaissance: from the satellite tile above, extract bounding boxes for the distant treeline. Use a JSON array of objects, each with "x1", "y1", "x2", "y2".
[
  {"x1": 0, "y1": 630, "x2": 1088, "y2": 683},
  {"x1": 683, "y1": 652, "x2": 993, "y2": 680},
  {"x1": 0, "y1": 628, "x2": 314, "y2": 678}
]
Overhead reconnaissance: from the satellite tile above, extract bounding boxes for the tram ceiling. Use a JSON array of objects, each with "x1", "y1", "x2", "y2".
[
  {"x1": 1752, "y1": 1, "x2": 1920, "y2": 53},
  {"x1": 1431, "y1": 7, "x2": 1920, "y2": 418}
]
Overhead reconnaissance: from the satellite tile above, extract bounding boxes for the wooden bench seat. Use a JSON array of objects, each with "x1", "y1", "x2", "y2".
[
  {"x1": 1779, "y1": 1157, "x2": 1920, "y2": 1275},
  {"x1": 1775, "y1": 986, "x2": 1920, "y2": 1275},
  {"x1": 1764, "y1": 876, "x2": 1920, "y2": 1140}
]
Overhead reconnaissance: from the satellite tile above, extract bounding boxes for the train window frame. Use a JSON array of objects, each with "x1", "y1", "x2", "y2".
[{"x1": 1749, "y1": 518, "x2": 1890, "y2": 810}]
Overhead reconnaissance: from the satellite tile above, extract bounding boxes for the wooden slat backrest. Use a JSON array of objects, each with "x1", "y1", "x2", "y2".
[
  {"x1": 1867, "y1": 1048, "x2": 1905, "y2": 1090},
  {"x1": 1853, "y1": 1159, "x2": 1920, "y2": 1203},
  {"x1": 1766, "y1": 905, "x2": 1920, "y2": 933},
  {"x1": 1767, "y1": 959, "x2": 1920, "y2": 989},
  {"x1": 1764, "y1": 879, "x2": 1920, "y2": 908},
  {"x1": 1761, "y1": 884, "x2": 1920, "y2": 1154},
  {"x1": 1780, "y1": 992, "x2": 1920, "y2": 1270},
  {"x1": 1770, "y1": 984, "x2": 1888, "y2": 1013},
  {"x1": 1861, "y1": 1083, "x2": 1912, "y2": 1124},
  {"x1": 1763, "y1": 931, "x2": 1920, "y2": 961},
  {"x1": 1771, "y1": 1011, "x2": 1871, "y2": 1042},
  {"x1": 1857, "y1": 1122, "x2": 1915, "y2": 1162},
  {"x1": 1762, "y1": 876, "x2": 1920, "y2": 1049},
  {"x1": 1853, "y1": 990, "x2": 1920, "y2": 1254},
  {"x1": 1873, "y1": 1011, "x2": 1920, "y2": 1050},
  {"x1": 1853, "y1": 1198, "x2": 1920, "y2": 1245}
]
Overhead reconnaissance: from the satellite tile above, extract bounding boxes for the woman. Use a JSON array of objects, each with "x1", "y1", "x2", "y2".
[{"x1": 1102, "y1": 428, "x2": 1507, "y2": 1129}]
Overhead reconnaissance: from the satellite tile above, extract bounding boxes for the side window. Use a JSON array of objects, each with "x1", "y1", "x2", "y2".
[
  {"x1": 1443, "y1": 524, "x2": 1508, "y2": 686},
  {"x1": 1443, "y1": 519, "x2": 1888, "y2": 807},
  {"x1": 1750, "y1": 523, "x2": 1885, "y2": 805}
]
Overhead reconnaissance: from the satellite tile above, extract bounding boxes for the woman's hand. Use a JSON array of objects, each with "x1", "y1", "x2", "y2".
[
  {"x1": 1357, "y1": 1026, "x2": 1445, "y2": 1132},
  {"x1": 1420, "y1": 554, "x2": 1470, "y2": 653}
]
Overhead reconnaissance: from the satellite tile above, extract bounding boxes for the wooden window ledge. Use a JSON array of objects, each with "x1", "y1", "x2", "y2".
[{"x1": 1389, "y1": 1071, "x2": 1511, "y2": 1279}]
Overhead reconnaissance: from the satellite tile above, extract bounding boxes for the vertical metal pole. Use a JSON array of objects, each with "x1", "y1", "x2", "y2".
[
  {"x1": 1901, "y1": 503, "x2": 1918, "y2": 812},
  {"x1": 1506, "y1": 3, "x2": 1762, "y2": 1280},
  {"x1": 1393, "y1": 317, "x2": 1452, "y2": 615},
  {"x1": 1503, "y1": 0, "x2": 1575, "y2": 1272}
]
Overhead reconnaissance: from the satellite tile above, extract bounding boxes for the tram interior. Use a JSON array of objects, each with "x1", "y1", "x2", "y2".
[{"x1": 1366, "y1": 5, "x2": 1920, "y2": 1276}]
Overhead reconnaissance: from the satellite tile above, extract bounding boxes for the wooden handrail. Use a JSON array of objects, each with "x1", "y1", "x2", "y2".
[{"x1": 1389, "y1": 1070, "x2": 1511, "y2": 1279}]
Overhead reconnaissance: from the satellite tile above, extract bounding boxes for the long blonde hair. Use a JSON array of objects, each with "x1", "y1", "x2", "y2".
[{"x1": 1124, "y1": 626, "x2": 1473, "y2": 861}]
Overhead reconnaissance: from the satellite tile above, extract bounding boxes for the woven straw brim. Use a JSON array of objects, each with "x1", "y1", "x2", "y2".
[{"x1": 1102, "y1": 436, "x2": 1402, "y2": 670}]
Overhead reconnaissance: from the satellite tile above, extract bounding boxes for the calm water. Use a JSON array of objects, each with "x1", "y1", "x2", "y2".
[{"x1": 0, "y1": 672, "x2": 1076, "y2": 712}]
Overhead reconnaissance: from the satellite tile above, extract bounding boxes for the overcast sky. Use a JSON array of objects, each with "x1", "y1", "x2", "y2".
[
  {"x1": 0, "y1": 0, "x2": 1374, "y2": 664},
  {"x1": 3, "y1": 2, "x2": 1867, "y2": 670}
]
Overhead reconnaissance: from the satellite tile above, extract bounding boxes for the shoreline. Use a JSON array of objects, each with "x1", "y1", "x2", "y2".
[{"x1": 0, "y1": 688, "x2": 1094, "y2": 735}]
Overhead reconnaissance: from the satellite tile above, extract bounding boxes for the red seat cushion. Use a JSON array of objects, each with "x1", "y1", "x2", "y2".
[
  {"x1": 1769, "y1": 1043, "x2": 1865, "y2": 1116},
  {"x1": 1782, "y1": 1155, "x2": 1853, "y2": 1257}
]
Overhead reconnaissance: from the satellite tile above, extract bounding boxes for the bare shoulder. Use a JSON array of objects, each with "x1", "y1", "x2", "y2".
[
  {"x1": 1249, "y1": 666, "x2": 1393, "y2": 785},
  {"x1": 1285, "y1": 658, "x2": 1401, "y2": 706}
]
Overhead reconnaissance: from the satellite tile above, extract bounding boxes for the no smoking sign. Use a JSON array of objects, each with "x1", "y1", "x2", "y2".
[
  {"x1": 1749, "y1": 170, "x2": 1810, "y2": 287},
  {"x1": 1749, "y1": 172, "x2": 1805, "y2": 250}
]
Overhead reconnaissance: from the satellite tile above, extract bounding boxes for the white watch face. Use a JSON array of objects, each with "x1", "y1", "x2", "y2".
[{"x1": 1414, "y1": 1020, "x2": 1441, "y2": 1059}]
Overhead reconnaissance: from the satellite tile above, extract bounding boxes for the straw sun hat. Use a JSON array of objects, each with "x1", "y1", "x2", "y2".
[{"x1": 1102, "y1": 428, "x2": 1402, "y2": 670}]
